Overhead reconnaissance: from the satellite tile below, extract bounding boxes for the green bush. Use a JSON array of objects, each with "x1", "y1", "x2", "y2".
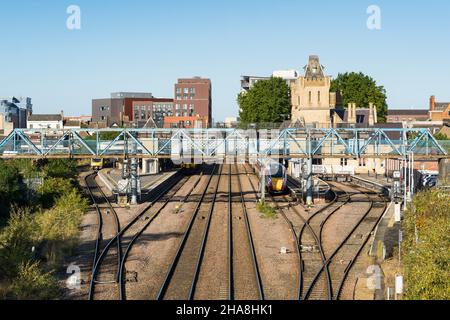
[
  {"x1": 10, "y1": 261, "x2": 60, "y2": 300},
  {"x1": 37, "y1": 177, "x2": 76, "y2": 208},
  {"x1": 0, "y1": 207, "x2": 37, "y2": 279},
  {"x1": 257, "y1": 201, "x2": 277, "y2": 219},
  {"x1": 402, "y1": 189, "x2": 450, "y2": 300},
  {"x1": 0, "y1": 162, "x2": 22, "y2": 222},
  {"x1": 43, "y1": 159, "x2": 77, "y2": 180}
]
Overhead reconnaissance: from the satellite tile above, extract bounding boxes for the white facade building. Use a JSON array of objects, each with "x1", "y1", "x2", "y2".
[{"x1": 27, "y1": 113, "x2": 64, "y2": 130}]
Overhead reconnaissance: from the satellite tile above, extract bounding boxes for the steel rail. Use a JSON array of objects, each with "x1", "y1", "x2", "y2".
[
  {"x1": 227, "y1": 164, "x2": 233, "y2": 300},
  {"x1": 156, "y1": 164, "x2": 217, "y2": 300},
  {"x1": 188, "y1": 164, "x2": 224, "y2": 299},
  {"x1": 303, "y1": 183, "x2": 377, "y2": 300},
  {"x1": 85, "y1": 172, "x2": 122, "y2": 300},
  {"x1": 87, "y1": 170, "x2": 186, "y2": 300},
  {"x1": 334, "y1": 192, "x2": 387, "y2": 300},
  {"x1": 235, "y1": 164, "x2": 264, "y2": 300},
  {"x1": 118, "y1": 169, "x2": 204, "y2": 300},
  {"x1": 84, "y1": 173, "x2": 103, "y2": 282},
  {"x1": 287, "y1": 176, "x2": 348, "y2": 300}
]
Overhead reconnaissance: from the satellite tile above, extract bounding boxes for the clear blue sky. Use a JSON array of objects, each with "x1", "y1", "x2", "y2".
[{"x1": 1, "y1": 0, "x2": 449, "y2": 121}]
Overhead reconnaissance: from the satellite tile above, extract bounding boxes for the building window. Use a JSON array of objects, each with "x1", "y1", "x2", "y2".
[
  {"x1": 309, "y1": 91, "x2": 312, "y2": 104},
  {"x1": 134, "y1": 106, "x2": 139, "y2": 120},
  {"x1": 189, "y1": 88, "x2": 195, "y2": 94},
  {"x1": 141, "y1": 106, "x2": 146, "y2": 120},
  {"x1": 183, "y1": 104, "x2": 188, "y2": 110},
  {"x1": 176, "y1": 88, "x2": 181, "y2": 94},
  {"x1": 318, "y1": 91, "x2": 321, "y2": 103},
  {"x1": 340, "y1": 158, "x2": 348, "y2": 166},
  {"x1": 356, "y1": 115, "x2": 365, "y2": 124},
  {"x1": 184, "y1": 88, "x2": 189, "y2": 94},
  {"x1": 359, "y1": 158, "x2": 366, "y2": 167},
  {"x1": 100, "y1": 106, "x2": 109, "y2": 111}
]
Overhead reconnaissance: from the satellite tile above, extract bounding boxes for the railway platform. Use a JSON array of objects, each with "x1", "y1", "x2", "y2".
[{"x1": 98, "y1": 168, "x2": 179, "y2": 194}]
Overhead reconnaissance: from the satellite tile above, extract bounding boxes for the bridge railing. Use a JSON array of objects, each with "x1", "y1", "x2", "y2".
[{"x1": 0, "y1": 128, "x2": 447, "y2": 159}]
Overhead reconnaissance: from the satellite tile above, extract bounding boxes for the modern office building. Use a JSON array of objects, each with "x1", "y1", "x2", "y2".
[
  {"x1": 0, "y1": 97, "x2": 32, "y2": 134},
  {"x1": 132, "y1": 98, "x2": 174, "y2": 128},
  {"x1": 174, "y1": 77, "x2": 212, "y2": 127},
  {"x1": 92, "y1": 92, "x2": 173, "y2": 128},
  {"x1": 240, "y1": 70, "x2": 299, "y2": 93}
]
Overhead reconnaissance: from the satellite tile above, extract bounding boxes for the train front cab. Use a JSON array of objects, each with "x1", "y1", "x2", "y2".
[{"x1": 265, "y1": 162, "x2": 288, "y2": 195}]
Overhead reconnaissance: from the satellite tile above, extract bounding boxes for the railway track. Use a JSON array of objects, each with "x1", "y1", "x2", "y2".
[
  {"x1": 86, "y1": 168, "x2": 200, "y2": 300},
  {"x1": 301, "y1": 181, "x2": 387, "y2": 300},
  {"x1": 156, "y1": 164, "x2": 221, "y2": 300},
  {"x1": 244, "y1": 166, "x2": 386, "y2": 301},
  {"x1": 232, "y1": 164, "x2": 264, "y2": 300},
  {"x1": 85, "y1": 173, "x2": 122, "y2": 300}
]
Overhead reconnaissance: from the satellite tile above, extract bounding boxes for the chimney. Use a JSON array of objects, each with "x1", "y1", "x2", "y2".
[
  {"x1": 430, "y1": 95, "x2": 435, "y2": 111},
  {"x1": 348, "y1": 103, "x2": 356, "y2": 124},
  {"x1": 369, "y1": 103, "x2": 375, "y2": 126}
]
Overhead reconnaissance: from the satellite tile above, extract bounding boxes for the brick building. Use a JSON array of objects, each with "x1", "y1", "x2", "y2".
[
  {"x1": 386, "y1": 109, "x2": 430, "y2": 123},
  {"x1": 163, "y1": 115, "x2": 209, "y2": 129},
  {"x1": 174, "y1": 77, "x2": 212, "y2": 128},
  {"x1": 92, "y1": 92, "x2": 173, "y2": 128},
  {"x1": 429, "y1": 95, "x2": 450, "y2": 122}
]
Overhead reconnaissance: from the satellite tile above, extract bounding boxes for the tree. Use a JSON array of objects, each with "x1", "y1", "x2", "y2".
[
  {"x1": 238, "y1": 77, "x2": 291, "y2": 125},
  {"x1": 0, "y1": 162, "x2": 22, "y2": 220},
  {"x1": 433, "y1": 132, "x2": 449, "y2": 140},
  {"x1": 43, "y1": 159, "x2": 77, "y2": 180},
  {"x1": 331, "y1": 72, "x2": 388, "y2": 123}
]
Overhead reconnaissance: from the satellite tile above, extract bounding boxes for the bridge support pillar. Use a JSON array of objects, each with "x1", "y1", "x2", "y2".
[
  {"x1": 306, "y1": 158, "x2": 313, "y2": 206},
  {"x1": 130, "y1": 158, "x2": 139, "y2": 205}
]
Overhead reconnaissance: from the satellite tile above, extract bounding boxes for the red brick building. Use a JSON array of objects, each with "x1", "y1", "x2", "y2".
[
  {"x1": 92, "y1": 93, "x2": 173, "y2": 128},
  {"x1": 163, "y1": 115, "x2": 209, "y2": 129},
  {"x1": 174, "y1": 77, "x2": 212, "y2": 127}
]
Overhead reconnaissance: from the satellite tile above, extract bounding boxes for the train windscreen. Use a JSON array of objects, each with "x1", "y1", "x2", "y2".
[{"x1": 269, "y1": 164, "x2": 284, "y2": 178}]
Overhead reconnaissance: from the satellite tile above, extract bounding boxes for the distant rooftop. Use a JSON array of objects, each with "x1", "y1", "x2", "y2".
[
  {"x1": 304, "y1": 55, "x2": 325, "y2": 80},
  {"x1": 434, "y1": 102, "x2": 450, "y2": 111},
  {"x1": 111, "y1": 92, "x2": 153, "y2": 99},
  {"x1": 28, "y1": 114, "x2": 63, "y2": 122},
  {"x1": 388, "y1": 109, "x2": 429, "y2": 116}
]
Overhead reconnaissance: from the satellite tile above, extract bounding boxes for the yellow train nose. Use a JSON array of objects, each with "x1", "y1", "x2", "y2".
[{"x1": 272, "y1": 178, "x2": 284, "y2": 191}]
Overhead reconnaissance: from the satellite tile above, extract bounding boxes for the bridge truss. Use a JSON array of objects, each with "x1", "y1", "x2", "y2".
[{"x1": 0, "y1": 127, "x2": 448, "y2": 160}]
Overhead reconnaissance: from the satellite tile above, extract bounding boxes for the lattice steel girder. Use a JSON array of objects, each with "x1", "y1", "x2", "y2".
[{"x1": 0, "y1": 127, "x2": 448, "y2": 159}]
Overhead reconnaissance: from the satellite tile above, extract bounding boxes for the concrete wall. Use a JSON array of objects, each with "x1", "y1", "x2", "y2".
[{"x1": 439, "y1": 158, "x2": 450, "y2": 184}]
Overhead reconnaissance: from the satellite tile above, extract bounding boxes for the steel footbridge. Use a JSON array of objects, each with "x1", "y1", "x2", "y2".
[{"x1": 0, "y1": 127, "x2": 448, "y2": 160}]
